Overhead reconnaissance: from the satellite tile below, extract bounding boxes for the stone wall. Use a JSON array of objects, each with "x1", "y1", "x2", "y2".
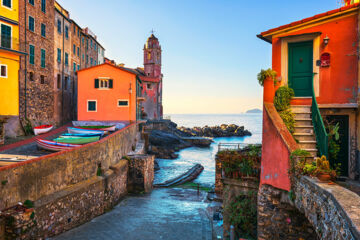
[
  {"x1": 294, "y1": 176, "x2": 360, "y2": 240},
  {"x1": 257, "y1": 184, "x2": 317, "y2": 240},
  {"x1": 128, "y1": 155, "x2": 154, "y2": 193},
  {"x1": 0, "y1": 123, "x2": 137, "y2": 210},
  {"x1": 222, "y1": 177, "x2": 259, "y2": 238}
]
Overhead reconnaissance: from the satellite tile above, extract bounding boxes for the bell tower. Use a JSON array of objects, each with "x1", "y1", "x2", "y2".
[{"x1": 144, "y1": 34, "x2": 162, "y2": 78}]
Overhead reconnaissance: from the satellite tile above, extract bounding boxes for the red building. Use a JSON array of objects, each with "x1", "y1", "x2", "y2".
[{"x1": 258, "y1": 3, "x2": 360, "y2": 191}]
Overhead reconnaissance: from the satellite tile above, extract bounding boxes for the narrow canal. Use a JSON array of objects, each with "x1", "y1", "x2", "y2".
[{"x1": 54, "y1": 114, "x2": 262, "y2": 240}]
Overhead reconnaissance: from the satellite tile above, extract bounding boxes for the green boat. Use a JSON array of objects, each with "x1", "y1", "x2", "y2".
[{"x1": 53, "y1": 136, "x2": 100, "y2": 144}]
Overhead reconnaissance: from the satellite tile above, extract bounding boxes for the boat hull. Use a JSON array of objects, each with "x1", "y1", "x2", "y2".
[
  {"x1": 68, "y1": 127, "x2": 106, "y2": 136},
  {"x1": 34, "y1": 125, "x2": 53, "y2": 135},
  {"x1": 62, "y1": 133, "x2": 103, "y2": 137},
  {"x1": 36, "y1": 139, "x2": 81, "y2": 152},
  {"x1": 53, "y1": 136, "x2": 100, "y2": 144},
  {"x1": 78, "y1": 125, "x2": 116, "y2": 131}
]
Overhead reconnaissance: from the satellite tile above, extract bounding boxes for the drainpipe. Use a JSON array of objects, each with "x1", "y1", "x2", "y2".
[
  {"x1": 61, "y1": 16, "x2": 65, "y2": 125},
  {"x1": 24, "y1": 0, "x2": 27, "y2": 119}
]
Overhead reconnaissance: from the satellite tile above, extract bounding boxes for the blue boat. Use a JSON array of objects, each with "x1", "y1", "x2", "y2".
[
  {"x1": 67, "y1": 127, "x2": 106, "y2": 136},
  {"x1": 62, "y1": 133, "x2": 103, "y2": 137}
]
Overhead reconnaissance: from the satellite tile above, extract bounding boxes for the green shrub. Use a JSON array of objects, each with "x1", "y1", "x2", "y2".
[
  {"x1": 279, "y1": 109, "x2": 295, "y2": 134},
  {"x1": 274, "y1": 86, "x2": 295, "y2": 111},
  {"x1": 227, "y1": 191, "x2": 257, "y2": 239},
  {"x1": 257, "y1": 68, "x2": 277, "y2": 86}
]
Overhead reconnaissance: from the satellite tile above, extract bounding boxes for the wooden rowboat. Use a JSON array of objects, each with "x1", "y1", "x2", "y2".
[
  {"x1": 53, "y1": 136, "x2": 100, "y2": 144},
  {"x1": 61, "y1": 133, "x2": 103, "y2": 137},
  {"x1": 34, "y1": 125, "x2": 53, "y2": 135},
  {"x1": 68, "y1": 127, "x2": 106, "y2": 136},
  {"x1": 36, "y1": 139, "x2": 81, "y2": 152},
  {"x1": 78, "y1": 125, "x2": 116, "y2": 131}
]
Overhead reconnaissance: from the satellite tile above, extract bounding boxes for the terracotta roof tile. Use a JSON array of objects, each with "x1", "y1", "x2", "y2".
[{"x1": 260, "y1": 3, "x2": 360, "y2": 36}]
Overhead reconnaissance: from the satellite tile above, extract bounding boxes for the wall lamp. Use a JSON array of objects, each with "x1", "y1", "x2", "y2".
[{"x1": 323, "y1": 35, "x2": 330, "y2": 46}]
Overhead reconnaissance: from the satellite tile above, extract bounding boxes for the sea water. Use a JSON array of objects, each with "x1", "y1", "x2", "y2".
[{"x1": 154, "y1": 113, "x2": 263, "y2": 186}]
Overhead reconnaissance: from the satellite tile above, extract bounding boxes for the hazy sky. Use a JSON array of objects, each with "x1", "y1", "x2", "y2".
[{"x1": 58, "y1": 0, "x2": 341, "y2": 114}]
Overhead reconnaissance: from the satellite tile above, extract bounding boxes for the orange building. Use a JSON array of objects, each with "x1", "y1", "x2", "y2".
[
  {"x1": 77, "y1": 63, "x2": 142, "y2": 122},
  {"x1": 258, "y1": 3, "x2": 360, "y2": 191}
]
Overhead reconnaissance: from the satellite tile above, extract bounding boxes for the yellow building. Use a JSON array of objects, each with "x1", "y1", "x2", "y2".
[
  {"x1": 345, "y1": 0, "x2": 360, "y2": 6},
  {"x1": 0, "y1": 0, "x2": 21, "y2": 117}
]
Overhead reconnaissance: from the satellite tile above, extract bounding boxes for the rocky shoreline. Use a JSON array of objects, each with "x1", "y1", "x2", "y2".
[
  {"x1": 144, "y1": 120, "x2": 252, "y2": 160},
  {"x1": 177, "y1": 124, "x2": 252, "y2": 138}
]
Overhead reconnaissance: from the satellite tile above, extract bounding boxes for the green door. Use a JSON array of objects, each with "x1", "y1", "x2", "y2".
[{"x1": 288, "y1": 41, "x2": 313, "y2": 97}]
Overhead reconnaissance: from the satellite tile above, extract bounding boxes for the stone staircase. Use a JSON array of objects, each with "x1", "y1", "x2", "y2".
[{"x1": 291, "y1": 105, "x2": 317, "y2": 160}]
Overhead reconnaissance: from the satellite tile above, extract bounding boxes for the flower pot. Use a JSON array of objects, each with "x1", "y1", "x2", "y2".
[
  {"x1": 317, "y1": 173, "x2": 331, "y2": 182},
  {"x1": 263, "y1": 77, "x2": 275, "y2": 103}
]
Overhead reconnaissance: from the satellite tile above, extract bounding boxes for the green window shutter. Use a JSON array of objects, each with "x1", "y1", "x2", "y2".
[
  {"x1": 109, "y1": 79, "x2": 113, "y2": 89},
  {"x1": 95, "y1": 79, "x2": 99, "y2": 88}
]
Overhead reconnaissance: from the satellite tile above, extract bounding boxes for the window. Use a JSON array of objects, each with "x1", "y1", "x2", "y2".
[
  {"x1": 86, "y1": 39, "x2": 88, "y2": 49},
  {"x1": 147, "y1": 83, "x2": 152, "y2": 89},
  {"x1": 73, "y1": 25, "x2": 75, "y2": 34},
  {"x1": 65, "y1": 26, "x2": 68, "y2": 39},
  {"x1": 0, "y1": 64, "x2": 7, "y2": 78},
  {"x1": 77, "y1": 64, "x2": 80, "y2": 71},
  {"x1": 86, "y1": 55, "x2": 88, "y2": 64},
  {"x1": 65, "y1": 52, "x2": 68, "y2": 66},
  {"x1": 87, "y1": 100, "x2": 97, "y2": 112},
  {"x1": 82, "y1": 37, "x2": 84, "y2": 45},
  {"x1": 73, "y1": 44, "x2": 76, "y2": 54},
  {"x1": 90, "y1": 39, "x2": 93, "y2": 48},
  {"x1": 41, "y1": 49, "x2": 46, "y2": 68},
  {"x1": 28, "y1": 16, "x2": 34, "y2": 32},
  {"x1": 57, "y1": 20, "x2": 61, "y2": 33},
  {"x1": 40, "y1": 75, "x2": 45, "y2": 84},
  {"x1": 77, "y1": 28, "x2": 80, "y2": 37},
  {"x1": 41, "y1": 23, "x2": 46, "y2": 37},
  {"x1": 73, "y1": 62, "x2": 76, "y2": 72},
  {"x1": 29, "y1": 72, "x2": 34, "y2": 81},
  {"x1": 1, "y1": 24, "x2": 11, "y2": 49},
  {"x1": 90, "y1": 58, "x2": 93, "y2": 66},
  {"x1": 77, "y1": 47, "x2": 80, "y2": 56},
  {"x1": 29, "y1": 45, "x2": 35, "y2": 64},
  {"x1": 57, "y1": 74, "x2": 61, "y2": 89},
  {"x1": 95, "y1": 78, "x2": 113, "y2": 89},
  {"x1": 57, "y1": 48, "x2": 61, "y2": 63},
  {"x1": 118, "y1": 100, "x2": 129, "y2": 107},
  {"x1": 94, "y1": 44, "x2": 97, "y2": 51},
  {"x1": 2, "y1": 0, "x2": 11, "y2": 8},
  {"x1": 28, "y1": 0, "x2": 34, "y2": 5},
  {"x1": 41, "y1": 0, "x2": 46, "y2": 13},
  {"x1": 82, "y1": 54, "x2": 84, "y2": 62}
]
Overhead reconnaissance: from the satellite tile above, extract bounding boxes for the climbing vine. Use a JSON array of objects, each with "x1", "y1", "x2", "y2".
[{"x1": 274, "y1": 86, "x2": 296, "y2": 134}]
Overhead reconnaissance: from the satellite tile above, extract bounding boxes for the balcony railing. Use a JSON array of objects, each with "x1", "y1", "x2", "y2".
[
  {"x1": 311, "y1": 74, "x2": 328, "y2": 158},
  {"x1": 0, "y1": 36, "x2": 24, "y2": 52}
]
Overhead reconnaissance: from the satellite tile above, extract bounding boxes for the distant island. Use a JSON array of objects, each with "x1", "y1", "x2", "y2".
[{"x1": 246, "y1": 108, "x2": 262, "y2": 113}]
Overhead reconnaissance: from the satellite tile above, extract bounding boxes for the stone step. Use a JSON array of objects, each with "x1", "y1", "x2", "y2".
[
  {"x1": 290, "y1": 105, "x2": 312, "y2": 113},
  {"x1": 298, "y1": 141, "x2": 317, "y2": 150},
  {"x1": 293, "y1": 133, "x2": 316, "y2": 141},
  {"x1": 303, "y1": 149, "x2": 318, "y2": 157},
  {"x1": 293, "y1": 112, "x2": 311, "y2": 119},
  {"x1": 294, "y1": 118, "x2": 313, "y2": 127},
  {"x1": 294, "y1": 125, "x2": 314, "y2": 134}
]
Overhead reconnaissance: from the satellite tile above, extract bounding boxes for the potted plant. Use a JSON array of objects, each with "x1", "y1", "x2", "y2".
[
  {"x1": 257, "y1": 68, "x2": 277, "y2": 87},
  {"x1": 314, "y1": 156, "x2": 336, "y2": 182}
]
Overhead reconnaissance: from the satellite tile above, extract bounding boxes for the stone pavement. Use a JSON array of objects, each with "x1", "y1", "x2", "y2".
[{"x1": 53, "y1": 188, "x2": 213, "y2": 240}]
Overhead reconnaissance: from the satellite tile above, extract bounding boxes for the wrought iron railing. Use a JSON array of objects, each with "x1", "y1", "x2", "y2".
[
  {"x1": 218, "y1": 143, "x2": 249, "y2": 151},
  {"x1": 311, "y1": 74, "x2": 328, "y2": 158}
]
